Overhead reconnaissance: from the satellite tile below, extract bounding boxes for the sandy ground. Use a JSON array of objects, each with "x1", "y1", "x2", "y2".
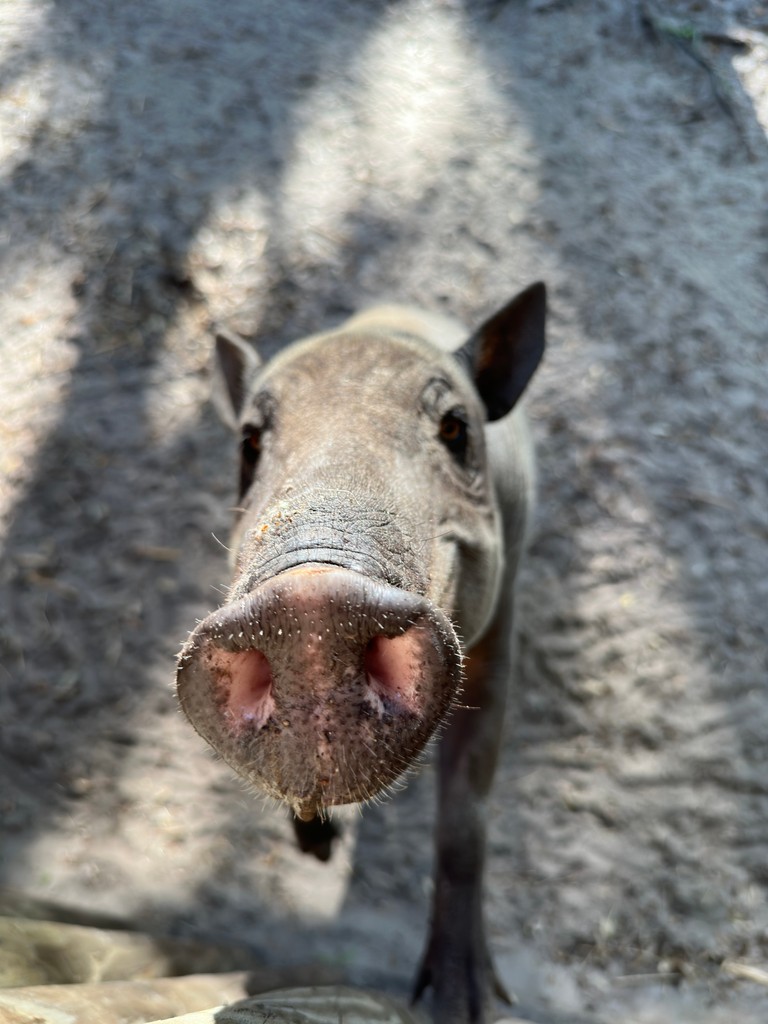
[{"x1": 1, "y1": 0, "x2": 767, "y2": 1020}]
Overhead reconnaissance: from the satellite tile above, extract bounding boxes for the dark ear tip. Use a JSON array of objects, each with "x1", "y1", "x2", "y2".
[
  {"x1": 215, "y1": 328, "x2": 244, "y2": 352},
  {"x1": 523, "y1": 280, "x2": 547, "y2": 306}
]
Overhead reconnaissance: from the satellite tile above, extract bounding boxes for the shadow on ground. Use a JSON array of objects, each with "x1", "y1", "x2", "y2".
[{"x1": 1, "y1": 0, "x2": 767, "y2": 1015}]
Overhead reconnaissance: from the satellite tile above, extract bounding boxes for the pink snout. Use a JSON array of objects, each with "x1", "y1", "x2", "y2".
[{"x1": 176, "y1": 567, "x2": 463, "y2": 820}]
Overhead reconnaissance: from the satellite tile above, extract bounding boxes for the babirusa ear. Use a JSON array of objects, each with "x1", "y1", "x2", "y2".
[
  {"x1": 212, "y1": 330, "x2": 261, "y2": 430},
  {"x1": 455, "y1": 282, "x2": 546, "y2": 421}
]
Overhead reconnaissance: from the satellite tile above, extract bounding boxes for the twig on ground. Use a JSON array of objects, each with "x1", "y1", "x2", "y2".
[
  {"x1": 639, "y1": 1, "x2": 767, "y2": 160},
  {"x1": 722, "y1": 959, "x2": 768, "y2": 988}
]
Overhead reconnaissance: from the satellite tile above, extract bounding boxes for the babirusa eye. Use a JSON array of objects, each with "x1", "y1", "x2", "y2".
[
  {"x1": 241, "y1": 425, "x2": 262, "y2": 465},
  {"x1": 239, "y1": 425, "x2": 263, "y2": 498},
  {"x1": 240, "y1": 423, "x2": 264, "y2": 475},
  {"x1": 438, "y1": 410, "x2": 469, "y2": 460}
]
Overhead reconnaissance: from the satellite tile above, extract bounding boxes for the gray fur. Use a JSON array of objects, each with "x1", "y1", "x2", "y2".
[{"x1": 176, "y1": 284, "x2": 546, "y2": 1023}]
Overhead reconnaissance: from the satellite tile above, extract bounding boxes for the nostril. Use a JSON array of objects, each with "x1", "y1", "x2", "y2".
[
  {"x1": 177, "y1": 569, "x2": 465, "y2": 812},
  {"x1": 210, "y1": 647, "x2": 275, "y2": 733},
  {"x1": 363, "y1": 632, "x2": 421, "y2": 712}
]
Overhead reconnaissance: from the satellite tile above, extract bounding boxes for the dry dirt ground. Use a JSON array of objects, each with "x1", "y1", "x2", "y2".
[{"x1": 1, "y1": 0, "x2": 767, "y2": 1021}]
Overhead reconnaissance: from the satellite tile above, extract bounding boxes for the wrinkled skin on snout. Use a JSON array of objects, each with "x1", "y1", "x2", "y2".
[{"x1": 176, "y1": 283, "x2": 546, "y2": 1024}]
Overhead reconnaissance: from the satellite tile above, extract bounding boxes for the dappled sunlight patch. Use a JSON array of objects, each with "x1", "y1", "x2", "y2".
[
  {"x1": 356, "y1": 1, "x2": 479, "y2": 191},
  {"x1": 0, "y1": 6, "x2": 107, "y2": 168},
  {"x1": 734, "y1": 34, "x2": 768, "y2": 135},
  {"x1": 278, "y1": 0, "x2": 537, "y2": 260},
  {"x1": 185, "y1": 186, "x2": 272, "y2": 326},
  {"x1": 0, "y1": 252, "x2": 80, "y2": 517}
]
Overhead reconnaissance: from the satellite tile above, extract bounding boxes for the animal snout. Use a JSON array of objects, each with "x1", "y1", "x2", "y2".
[
  {"x1": 197, "y1": 567, "x2": 441, "y2": 731},
  {"x1": 176, "y1": 566, "x2": 463, "y2": 817}
]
